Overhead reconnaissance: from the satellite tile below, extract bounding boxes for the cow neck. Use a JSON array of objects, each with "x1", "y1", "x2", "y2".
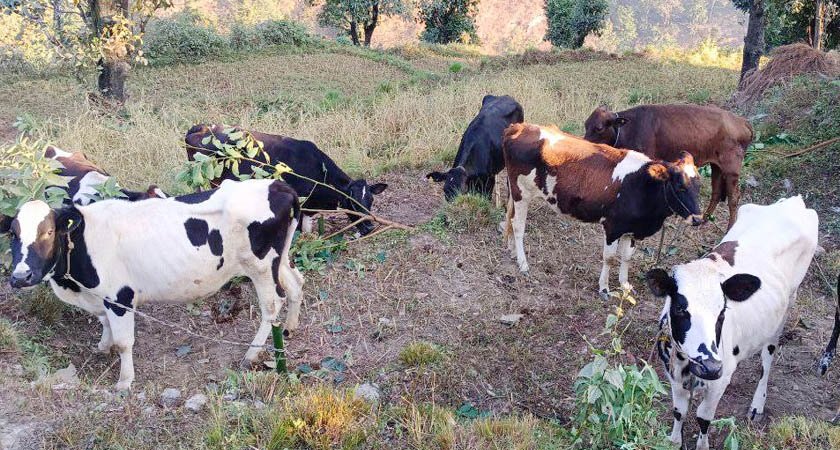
[
  {"x1": 50, "y1": 224, "x2": 81, "y2": 282},
  {"x1": 663, "y1": 181, "x2": 692, "y2": 218}
]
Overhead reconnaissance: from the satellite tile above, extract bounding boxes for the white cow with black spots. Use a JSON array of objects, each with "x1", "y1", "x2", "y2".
[
  {"x1": 2, "y1": 179, "x2": 304, "y2": 390},
  {"x1": 646, "y1": 196, "x2": 819, "y2": 450}
]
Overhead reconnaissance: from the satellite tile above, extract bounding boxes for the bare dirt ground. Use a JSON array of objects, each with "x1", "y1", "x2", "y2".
[{"x1": 0, "y1": 169, "x2": 838, "y2": 448}]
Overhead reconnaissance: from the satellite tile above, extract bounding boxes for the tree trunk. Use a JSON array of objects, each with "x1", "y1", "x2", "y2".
[
  {"x1": 740, "y1": 0, "x2": 766, "y2": 83},
  {"x1": 97, "y1": 58, "x2": 129, "y2": 101},
  {"x1": 363, "y1": 2, "x2": 380, "y2": 47},
  {"x1": 813, "y1": 0, "x2": 825, "y2": 50},
  {"x1": 349, "y1": 21, "x2": 360, "y2": 45}
]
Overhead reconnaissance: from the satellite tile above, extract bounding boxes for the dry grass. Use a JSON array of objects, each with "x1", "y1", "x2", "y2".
[
  {"x1": 732, "y1": 43, "x2": 840, "y2": 109},
  {"x1": 0, "y1": 317, "x2": 19, "y2": 352}
]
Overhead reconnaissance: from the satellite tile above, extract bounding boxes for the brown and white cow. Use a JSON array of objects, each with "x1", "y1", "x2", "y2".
[
  {"x1": 502, "y1": 123, "x2": 703, "y2": 296},
  {"x1": 584, "y1": 104, "x2": 753, "y2": 229}
]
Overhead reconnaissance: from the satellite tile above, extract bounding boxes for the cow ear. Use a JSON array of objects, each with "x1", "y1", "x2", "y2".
[
  {"x1": 614, "y1": 117, "x2": 629, "y2": 127},
  {"x1": 482, "y1": 94, "x2": 496, "y2": 106},
  {"x1": 56, "y1": 208, "x2": 82, "y2": 235},
  {"x1": 426, "y1": 171, "x2": 447, "y2": 182},
  {"x1": 647, "y1": 163, "x2": 669, "y2": 181},
  {"x1": 646, "y1": 268, "x2": 676, "y2": 297},
  {"x1": 369, "y1": 183, "x2": 388, "y2": 195},
  {"x1": 677, "y1": 151, "x2": 695, "y2": 167},
  {"x1": 721, "y1": 273, "x2": 761, "y2": 302},
  {"x1": 0, "y1": 215, "x2": 11, "y2": 234}
]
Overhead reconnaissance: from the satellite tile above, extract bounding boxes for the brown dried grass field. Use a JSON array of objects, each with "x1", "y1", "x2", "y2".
[{"x1": 0, "y1": 46, "x2": 838, "y2": 449}]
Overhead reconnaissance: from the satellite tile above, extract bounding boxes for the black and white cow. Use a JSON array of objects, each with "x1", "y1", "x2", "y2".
[
  {"x1": 2, "y1": 179, "x2": 304, "y2": 390},
  {"x1": 501, "y1": 123, "x2": 703, "y2": 296},
  {"x1": 185, "y1": 124, "x2": 387, "y2": 236},
  {"x1": 44, "y1": 145, "x2": 166, "y2": 205},
  {"x1": 646, "y1": 196, "x2": 819, "y2": 450},
  {"x1": 817, "y1": 274, "x2": 840, "y2": 423},
  {"x1": 426, "y1": 94, "x2": 524, "y2": 203}
]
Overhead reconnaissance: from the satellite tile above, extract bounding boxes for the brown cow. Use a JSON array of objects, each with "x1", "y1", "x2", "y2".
[
  {"x1": 502, "y1": 123, "x2": 703, "y2": 296},
  {"x1": 583, "y1": 104, "x2": 753, "y2": 229}
]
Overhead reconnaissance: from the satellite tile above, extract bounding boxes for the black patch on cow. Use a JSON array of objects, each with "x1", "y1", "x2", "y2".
[
  {"x1": 750, "y1": 408, "x2": 758, "y2": 421},
  {"x1": 208, "y1": 229, "x2": 223, "y2": 256},
  {"x1": 175, "y1": 189, "x2": 216, "y2": 204},
  {"x1": 216, "y1": 257, "x2": 224, "y2": 270},
  {"x1": 184, "y1": 218, "x2": 210, "y2": 247},
  {"x1": 271, "y1": 256, "x2": 286, "y2": 298},
  {"x1": 52, "y1": 222, "x2": 100, "y2": 289},
  {"x1": 247, "y1": 182, "x2": 298, "y2": 260},
  {"x1": 767, "y1": 344, "x2": 776, "y2": 355},
  {"x1": 697, "y1": 417, "x2": 710, "y2": 434},
  {"x1": 676, "y1": 352, "x2": 685, "y2": 361},
  {"x1": 681, "y1": 364, "x2": 691, "y2": 377},
  {"x1": 715, "y1": 309, "x2": 725, "y2": 346},
  {"x1": 673, "y1": 409, "x2": 682, "y2": 422},
  {"x1": 670, "y1": 293, "x2": 691, "y2": 345},
  {"x1": 104, "y1": 286, "x2": 134, "y2": 317},
  {"x1": 697, "y1": 343, "x2": 714, "y2": 359},
  {"x1": 733, "y1": 346, "x2": 740, "y2": 356}
]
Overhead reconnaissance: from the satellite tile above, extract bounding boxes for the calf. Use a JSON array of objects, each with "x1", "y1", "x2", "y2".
[
  {"x1": 45, "y1": 145, "x2": 166, "y2": 204},
  {"x1": 646, "y1": 196, "x2": 819, "y2": 450},
  {"x1": 185, "y1": 124, "x2": 386, "y2": 236},
  {"x1": 427, "y1": 94, "x2": 524, "y2": 202},
  {"x1": 584, "y1": 104, "x2": 753, "y2": 229},
  {"x1": 2, "y1": 179, "x2": 304, "y2": 390},
  {"x1": 502, "y1": 123, "x2": 702, "y2": 296}
]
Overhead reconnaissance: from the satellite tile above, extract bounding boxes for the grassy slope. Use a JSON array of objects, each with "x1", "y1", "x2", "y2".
[{"x1": 1, "y1": 45, "x2": 838, "y2": 449}]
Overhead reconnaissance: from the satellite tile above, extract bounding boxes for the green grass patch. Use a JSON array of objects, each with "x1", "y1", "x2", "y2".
[
  {"x1": 0, "y1": 318, "x2": 20, "y2": 353},
  {"x1": 399, "y1": 341, "x2": 444, "y2": 367}
]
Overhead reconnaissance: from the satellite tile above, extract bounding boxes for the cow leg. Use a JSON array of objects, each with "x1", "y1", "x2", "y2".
[
  {"x1": 105, "y1": 309, "x2": 136, "y2": 391},
  {"x1": 703, "y1": 164, "x2": 723, "y2": 220},
  {"x1": 668, "y1": 358, "x2": 692, "y2": 447},
  {"x1": 599, "y1": 236, "x2": 619, "y2": 298},
  {"x1": 749, "y1": 343, "x2": 776, "y2": 421},
  {"x1": 511, "y1": 198, "x2": 530, "y2": 272},
  {"x1": 96, "y1": 314, "x2": 113, "y2": 353},
  {"x1": 694, "y1": 375, "x2": 732, "y2": 450},
  {"x1": 617, "y1": 236, "x2": 635, "y2": 293},
  {"x1": 724, "y1": 173, "x2": 741, "y2": 229},
  {"x1": 244, "y1": 276, "x2": 284, "y2": 367},
  {"x1": 301, "y1": 215, "x2": 314, "y2": 234}
]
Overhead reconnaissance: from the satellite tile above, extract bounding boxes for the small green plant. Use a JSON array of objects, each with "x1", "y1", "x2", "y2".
[
  {"x1": 687, "y1": 88, "x2": 711, "y2": 104},
  {"x1": 292, "y1": 232, "x2": 347, "y2": 273},
  {"x1": 399, "y1": 341, "x2": 443, "y2": 367},
  {"x1": 320, "y1": 89, "x2": 345, "y2": 111},
  {"x1": 448, "y1": 62, "x2": 464, "y2": 74},
  {"x1": 0, "y1": 138, "x2": 68, "y2": 217},
  {"x1": 568, "y1": 292, "x2": 671, "y2": 449}
]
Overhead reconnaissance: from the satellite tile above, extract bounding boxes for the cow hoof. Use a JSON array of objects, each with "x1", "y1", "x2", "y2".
[
  {"x1": 748, "y1": 408, "x2": 765, "y2": 423},
  {"x1": 599, "y1": 289, "x2": 610, "y2": 301},
  {"x1": 240, "y1": 358, "x2": 257, "y2": 371}
]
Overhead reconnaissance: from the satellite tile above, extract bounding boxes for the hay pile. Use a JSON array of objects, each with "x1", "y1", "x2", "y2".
[{"x1": 732, "y1": 43, "x2": 840, "y2": 109}]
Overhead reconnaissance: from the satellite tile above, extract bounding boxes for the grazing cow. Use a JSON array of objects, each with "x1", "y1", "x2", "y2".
[
  {"x1": 817, "y1": 274, "x2": 840, "y2": 423},
  {"x1": 426, "y1": 94, "x2": 524, "y2": 202},
  {"x1": 646, "y1": 196, "x2": 819, "y2": 450},
  {"x1": 1, "y1": 179, "x2": 304, "y2": 390},
  {"x1": 185, "y1": 124, "x2": 387, "y2": 236},
  {"x1": 44, "y1": 145, "x2": 166, "y2": 204},
  {"x1": 502, "y1": 123, "x2": 702, "y2": 296},
  {"x1": 583, "y1": 104, "x2": 753, "y2": 229}
]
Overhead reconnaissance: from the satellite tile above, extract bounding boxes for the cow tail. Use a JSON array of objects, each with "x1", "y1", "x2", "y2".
[{"x1": 818, "y1": 273, "x2": 840, "y2": 376}]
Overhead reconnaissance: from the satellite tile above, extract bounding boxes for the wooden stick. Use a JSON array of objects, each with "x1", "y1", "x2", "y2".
[
  {"x1": 302, "y1": 207, "x2": 413, "y2": 231},
  {"x1": 784, "y1": 137, "x2": 840, "y2": 158}
]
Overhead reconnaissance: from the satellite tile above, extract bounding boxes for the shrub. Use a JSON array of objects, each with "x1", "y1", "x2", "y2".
[
  {"x1": 544, "y1": 0, "x2": 609, "y2": 49},
  {"x1": 399, "y1": 341, "x2": 444, "y2": 367},
  {"x1": 255, "y1": 20, "x2": 312, "y2": 47},
  {"x1": 144, "y1": 12, "x2": 230, "y2": 65}
]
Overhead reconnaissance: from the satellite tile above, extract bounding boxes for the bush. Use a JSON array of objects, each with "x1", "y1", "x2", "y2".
[
  {"x1": 255, "y1": 20, "x2": 312, "y2": 47},
  {"x1": 144, "y1": 12, "x2": 230, "y2": 64},
  {"x1": 544, "y1": 0, "x2": 608, "y2": 49}
]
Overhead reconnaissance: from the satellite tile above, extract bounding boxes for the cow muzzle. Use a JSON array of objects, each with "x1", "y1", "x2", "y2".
[
  {"x1": 689, "y1": 357, "x2": 723, "y2": 380},
  {"x1": 685, "y1": 214, "x2": 705, "y2": 226},
  {"x1": 10, "y1": 270, "x2": 37, "y2": 289}
]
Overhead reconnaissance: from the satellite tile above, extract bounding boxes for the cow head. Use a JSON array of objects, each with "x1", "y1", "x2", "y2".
[
  {"x1": 426, "y1": 166, "x2": 467, "y2": 201},
  {"x1": 343, "y1": 179, "x2": 387, "y2": 236},
  {"x1": 2, "y1": 200, "x2": 81, "y2": 289},
  {"x1": 647, "y1": 266, "x2": 761, "y2": 380},
  {"x1": 650, "y1": 152, "x2": 703, "y2": 226},
  {"x1": 584, "y1": 106, "x2": 629, "y2": 145}
]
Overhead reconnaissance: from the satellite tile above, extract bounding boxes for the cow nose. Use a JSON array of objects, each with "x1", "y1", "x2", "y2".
[
  {"x1": 690, "y1": 358, "x2": 723, "y2": 380},
  {"x1": 687, "y1": 214, "x2": 705, "y2": 226},
  {"x1": 10, "y1": 271, "x2": 34, "y2": 288}
]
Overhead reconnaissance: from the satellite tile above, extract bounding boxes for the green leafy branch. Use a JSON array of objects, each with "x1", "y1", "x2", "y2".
[{"x1": 0, "y1": 138, "x2": 69, "y2": 217}]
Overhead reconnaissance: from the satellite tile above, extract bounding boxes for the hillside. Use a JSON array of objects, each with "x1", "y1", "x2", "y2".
[{"x1": 0, "y1": 41, "x2": 838, "y2": 449}]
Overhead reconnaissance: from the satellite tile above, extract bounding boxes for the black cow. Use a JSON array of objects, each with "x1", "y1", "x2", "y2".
[
  {"x1": 185, "y1": 125, "x2": 387, "y2": 236},
  {"x1": 426, "y1": 94, "x2": 524, "y2": 201}
]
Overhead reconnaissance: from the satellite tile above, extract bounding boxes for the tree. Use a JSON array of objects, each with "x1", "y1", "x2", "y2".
[
  {"x1": 733, "y1": 0, "x2": 766, "y2": 83},
  {"x1": 1, "y1": 0, "x2": 170, "y2": 102},
  {"x1": 311, "y1": 0, "x2": 406, "y2": 46},
  {"x1": 418, "y1": 0, "x2": 479, "y2": 44},
  {"x1": 763, "y1": 0, "x2": 839, "y2": 50},
  {"x1": 544, "y1": 0, "x2": 609, "y2": 49}
]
